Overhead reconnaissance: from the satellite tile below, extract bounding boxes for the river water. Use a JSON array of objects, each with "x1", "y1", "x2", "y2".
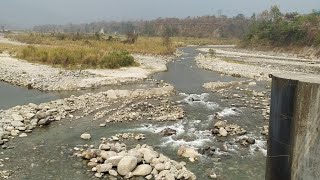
[{"x1": 0, "y1": 47, "x2": 267, "y2": 180}]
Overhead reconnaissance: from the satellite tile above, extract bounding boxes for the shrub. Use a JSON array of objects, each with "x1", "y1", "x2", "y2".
[
  {"x1": 100, "y1": 51, "x2": 134, "y2": 69},
  {"x1": 209, "y1": 48, "x2": 216, "y2": 57}
]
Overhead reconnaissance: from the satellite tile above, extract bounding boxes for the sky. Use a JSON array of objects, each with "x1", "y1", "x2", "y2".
[{"x1": 0, "y1": 0, "x2": 319, "y2": 28}]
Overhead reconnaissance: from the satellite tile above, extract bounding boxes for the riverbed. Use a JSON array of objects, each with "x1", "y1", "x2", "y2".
[{"x1": 0, "y1": 46, "x2": 268, "y2": 180}]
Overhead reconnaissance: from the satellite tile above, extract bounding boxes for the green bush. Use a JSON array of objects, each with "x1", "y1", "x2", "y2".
[{"x1": 100, "y1": 51, "x2": 134, "y2": 69}]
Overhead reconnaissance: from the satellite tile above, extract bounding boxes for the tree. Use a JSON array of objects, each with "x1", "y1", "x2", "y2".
[{"x1": 270, "y1": 5, "x2": 282, "y2": 22}]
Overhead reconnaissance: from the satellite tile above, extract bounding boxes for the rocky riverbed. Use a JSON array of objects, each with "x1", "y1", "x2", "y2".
[{"x1": 0, "y1": 84, "x2": 179, "y2": 146}]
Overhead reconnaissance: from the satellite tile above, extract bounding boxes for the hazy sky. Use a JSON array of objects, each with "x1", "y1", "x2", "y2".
[{"x1": 1, "y1": 0, "x2": 319, "y2": 27}]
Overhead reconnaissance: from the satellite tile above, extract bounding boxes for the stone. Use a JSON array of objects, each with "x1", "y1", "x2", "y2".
[
  {"x1": 80, "y1": 133, "x2": 91, "y2": 140},
  {"x1": 81, "y1": 150, "x2": 97, "y2": 160},
  {"x1": 160, "y1": 128, "x2": 177, "y2": 136},
  {"x1": 99, "y1": 144, "x2": 110, "y2": 150},
  {"x1": 24, "y1": 113, "x2": 35, "y2": 119},
  {"x1": 140, "y1": 148, "x2": 159, "y2": 163},
  {"x1": 247, "y1": 137, "x2": 256, "y2": 144},
  {"x1": 108, "y1": 169, "x2": 118, "y2": 177},
  {"x1": 177, "y1": 145, "x2": 201, "y2": 162},
  {"x1": 18, "y1": 133, "x2": 27, "y2": 138},
  {"x1": 132, "y1": 164, "x2": 152, "y2": 176},
  {"x1": 248, "y1": 82, "x2": 257, "y2": 86},
  {"x1": 11, "y1": 121, "x2": 24, "y2": 127},
  {"x1": 219, "y1": 127, "x2": 228, "y2": 137},
  {"x1": 36, "y1": 111, "x2": 48, "y2": 120},
  {"x1": 210, "y1": 173, "x2": 217, "y2": 179},
  {"x1": 87, "y1": 162, "x2": 98, "y2": 168},
  {"x1": 94, "y1": 172, "x2": 103, "y2": 178},
  {"x1": 214, "y1": 121, "x2": 226, "y2": 128},
  {"x1": 154, "y1": 163, "x2": 165, "y2": 171},
  {"x1": 105, "y1": 155, "x2": 124, "y2": 166},
  {"x1": 12, "y1": 114, "x2": 23, "y2": 121},
  {"x1": 96, "y1": 163, "x2": 112, "y2": 173},
  {"x1": 10, "y1": 130, "x2": 19, "y2": 136},
  {"x1": 38, "y1": 119, "x2": 50, "y2": 126},
  {"x1": 100, "y1": 151, "x2": 117, "y2": 160},
  {"x1": 117, "y1": 156, "x2": 138, "y2": 176}
]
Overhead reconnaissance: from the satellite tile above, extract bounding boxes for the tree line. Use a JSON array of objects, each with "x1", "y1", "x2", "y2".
[
  {"x1": 241, "y1": 6, "x2": 320, "y2": 47},
  {"x1": 33, "y1": 15, "x2": 251, "y2": 39}
]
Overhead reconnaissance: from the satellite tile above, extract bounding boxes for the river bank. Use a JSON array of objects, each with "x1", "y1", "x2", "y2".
[
  {"x1": 0, "y1": 52, "x2": 172, "y2": 91},
  {"x1": 196, "y1": 47, "x2": 320, "y2": 81}
]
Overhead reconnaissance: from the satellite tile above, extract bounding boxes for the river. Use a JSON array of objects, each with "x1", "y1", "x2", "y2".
[{"x1": 0, "y1": 46, "x2": 267, "y2": 180}]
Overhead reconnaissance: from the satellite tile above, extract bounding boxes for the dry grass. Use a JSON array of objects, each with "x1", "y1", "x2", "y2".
[{"x1": 1, "y1": 33, "x2": 238, "y2": 69}]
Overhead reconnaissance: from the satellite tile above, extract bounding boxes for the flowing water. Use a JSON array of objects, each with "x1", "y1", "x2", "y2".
[{"x1": 0, "y1": 47, "x2": 267, "y2": 180}]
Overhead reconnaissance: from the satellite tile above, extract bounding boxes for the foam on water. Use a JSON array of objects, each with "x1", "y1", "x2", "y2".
[
  {"x1": 131, "y1": 121, "x2": 186, "y2": 136},
  {"x1": 180, "y1": 92, "x2": 219, "y2": 110},
  {"x1": 250, "y1": 139, "x2": 267, "y2": 156},
  {"x1": 217, "y1": 107, "x2": 240, "y2": 117}
]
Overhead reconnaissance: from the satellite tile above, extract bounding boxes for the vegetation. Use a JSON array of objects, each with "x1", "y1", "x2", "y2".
[
  {"x1": 33, "y1": 15, "x2": 251, "y2": 39},
  {"x1": 241, "y1": 6, "x2": 320, "y2": 48},
  {"x1": 17, "y1": 45, "x2": 135, "y2": 69}
]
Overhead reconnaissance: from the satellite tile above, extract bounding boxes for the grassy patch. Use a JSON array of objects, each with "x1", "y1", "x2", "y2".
[{"x1": 17, "y1": 45, "x2": 136, "y2": 69}]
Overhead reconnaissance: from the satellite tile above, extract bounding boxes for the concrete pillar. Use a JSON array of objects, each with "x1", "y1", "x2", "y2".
[{"x1": 266, "y1": 73, "x2": 320, "y2": 180}]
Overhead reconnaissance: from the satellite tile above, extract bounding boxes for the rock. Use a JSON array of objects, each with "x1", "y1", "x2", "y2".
[
  {"x1": 99, "y1": 144, "x2": 110, "y2": 150},
  {"x1": 80, "y1": 133, "x2": 91, "y2": 140},
  {"x1": 12, "y1": 114, "x2": 23, "y2": 121},
  {"x1": 10, "y1": 130, "x2": 19, "y2": 136},
  {"x1": 247, "y1": 137, "x2": 256, "y2": 144},
  {"x1": 24, "y1": 113, "x2": 35, "y2": 119},
  {"x1": 96, "y1": 163, "x2": 112, "y2": 173},
  {"x1": 132, "y1": 164, "x2": 152, "y2": 176},
  {"x1": 18, "y1": 133, "x2": 27, "y2": 138},
  {"x1": 94, "y1": 172, "x2": 103, "y2": 178},
  {"x1": 219, "y1": 127, "x2": 228, "y2": 137},
  {"x1": 108, "y1": 169, "x2": 118, "y2": 177},
  {"x1": 11, "y1": 121, "x2": 24, "y2": 127},
  {"x1": 154, "y1": 163, "x2": 165, "y2": 171},
  {"x1": 210, "y1": 173, "x2": 217, "y2": 179},
  {"x1": 100, "y1": 151, "x2": 117, "y2": 160},
  {"x1": 248, "y1": 82, "x2": 257, "y2": 86},
  {"x1": 36, "y1": 111, "x2": 48, "y2": 120},
  {"x1": 87, "y1": 162, "x2": 98, "y2": 168},
  {"x1": 140, "y1": 148, "x2": 159, "y2": 163},
  {"x1": 177, "y1": 145, "x2": 201, "y2": 162},
  {"x1": 145, "y1": 174, "x2": 153, "y2": 180},
  {"x1": 117, "y1": 156, "x2": 138, "y2": 176},
  {"x1": 214, "y1": 121, "x2": 226, "y2": 128},
  {"x1": 38, "y1": 119, "x2": 50, "y2": 126},
  {"x1": 160, "y1": 128, "x2": 177, "y2": 136},
  {"x1": 105, "y1": 155, "x2": 124, "y2": 166},
  {"x1": 81, "y1": 150, "x2": 97, "y2": 160}
]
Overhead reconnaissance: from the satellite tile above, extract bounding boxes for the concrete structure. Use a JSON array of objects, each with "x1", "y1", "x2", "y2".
[{"x1": 266, "y1": 73, "x2": 320, "y2": 180}]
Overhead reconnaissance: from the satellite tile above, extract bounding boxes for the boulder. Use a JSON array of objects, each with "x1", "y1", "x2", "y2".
[
  {"x1": 80, "y1": 133, "x2": 91, "y2": 140},
  {"x1": 11, "y1": 121, "x2": 24, "y2": 127},
  {"x1": 132, "y1": 164, "x2": 152, "y2": 176},
  {"x1": 160, "y1": 128, "x2": 177, "y2": 136},
  {"x1": 117, "y1": 156, "x2": 138, "y2": 176},
  {"x1": 12, "y1": 114, "x2": 23, "y2": 121},
  {"x1": 96, "y1": 163, "x2": 113, "y2": 173},
  {"x1": 177, "y1": 145, "x2": 201, "y2": 162},
  {"x1": 105, "y1": 155, "x2": 124, "y2": 166},
  {"x1": 219, "y1": 127, "x2": 228, "y2": 137}
]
